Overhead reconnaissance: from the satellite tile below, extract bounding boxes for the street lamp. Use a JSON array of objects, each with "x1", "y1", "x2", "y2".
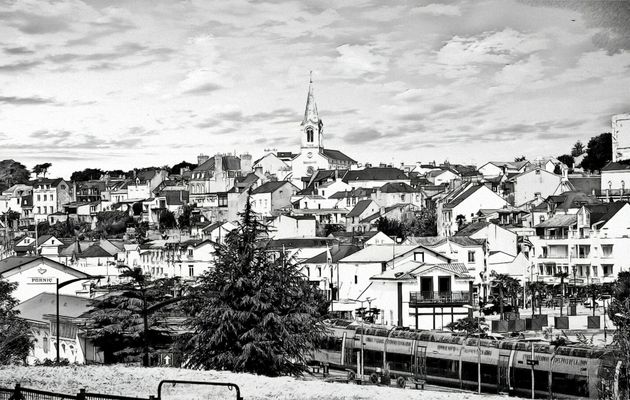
[
  {"x1": 463, "y1": 304, "x2": 481, "y2": 394},
  {"x1": 56, "y1": 275, "x2": 103, "y2": 364}
]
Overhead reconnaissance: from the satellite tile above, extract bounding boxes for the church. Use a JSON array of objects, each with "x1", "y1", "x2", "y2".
[{"x1": 254, "y1": 76, "x2": 357, "y2": 187}]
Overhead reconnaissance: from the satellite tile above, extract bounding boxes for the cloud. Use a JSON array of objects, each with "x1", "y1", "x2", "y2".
[
  {"x1": 8, "y1": 130, "x2": 142, "y2": 150},
  {"x1": 4, "y1": 46, "x2": 34, "y2": 55},
  {"x1": 0, "y1": 95, "x2": 55, "y2": 105},
  {"x1": 334, "y1": 44, "x2": 389, "y2": 77},
  {"x1": 0, "y1": 11, "x2": 70, "y2": 34},
  {"x1": 343, "y1": 127, "x2": 384, "y2": 144},
  {"x1": 411, "y1": 4, "x2": 461, "y2": 17},
  {"x1": 0, "y1": 60, "x2": 42, "y2": 72}
]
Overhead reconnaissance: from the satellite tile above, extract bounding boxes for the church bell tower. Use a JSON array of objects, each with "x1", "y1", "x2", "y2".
[{"x1": 300, "y1": 72, "x2": 323, "y2": 152}]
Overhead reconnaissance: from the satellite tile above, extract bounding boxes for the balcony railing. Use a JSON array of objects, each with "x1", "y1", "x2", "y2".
[{"x1": 409, "y1": 291, "x2": 470, "y2": 307}]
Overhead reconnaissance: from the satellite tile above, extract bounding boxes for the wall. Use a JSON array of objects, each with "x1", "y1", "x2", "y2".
[{"x1": 513, "y1": 169, "x2": 562, "y2": 207}]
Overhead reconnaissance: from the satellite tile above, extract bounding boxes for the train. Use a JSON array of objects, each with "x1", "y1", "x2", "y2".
[{"x1": 311, "y1": 319, "x2": 626, "y2": 399}]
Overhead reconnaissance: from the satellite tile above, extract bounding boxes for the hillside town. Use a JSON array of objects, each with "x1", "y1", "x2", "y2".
[{"x1": 1, "y1": 79, "x2": 629, "y2": 370}]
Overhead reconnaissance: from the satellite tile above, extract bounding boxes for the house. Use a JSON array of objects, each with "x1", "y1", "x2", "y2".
[
  {"x1": 529, "y1": 201, "x2": 630, "y2": 287},
  {"x1": 17, "y1": 292, "x2": 102, "y2": 364},
  {"x1": 0, "y1": 184, "x2": 32, "y2": 215},
  {"x1": 505, "y1": 168, "x2": 564, "y2": 207},
  {"x1": 249, "y1": 181, "x2": 299, "y2": 218},
  {"x1": 329, "y1": 187, "x2": 377, "y2": 210},
  {"x1": 455, "y1": 221, "x2": 518, "y2": 257},
  {"x1": 345, "y1": 200, "x2": 380, "y2": 233},
  {"x1": 601, "y1": 161, "x2": 630, "y2": 200},
  {"x1": 478, "y1": 161, "x2": 530, "y2": 178},
  {"x1": 372, "y1": 182, "x2": 424, "y2": 208},
  {"x1": 437, "y1": 184, "x2": 508, "y2": 236},
  {"x1": 32, "y1": 178, "x2": 73, "y2": 223},
  {"x1": 266, "y1": 237, "x2": 339, "y2": 264},
  {"x1": 405, "y1": 236, "x2": 484, "y2": 274},
  {"x1": 367, "y1": 261, "x2": 474, "y2": 328},
  {"x1": 426, "y1": 168, "x2": 460, "y2": 186},
  {"x1": 75, "y1": 181, "x2": 106, "y2": 203},
  {"x1": 252, "y1": 152, "x2": 292, "y2": 181},
  {"x1": 269, "y1": 214, "x2": 317, "y2": 239},
  {"x1": 127, "y1": 169, "x2": 168, "y2": 199},
  {"x1": 342, "y1": 167, "x2": 409, "y2": 189},
  {"x1": 298, "y1": 244, "x2": 361, "y2": 307},
  {"x1": 199, "y1": 221, "x2": 236, "y2": 244},
  {"x1": 0, "y1": 256, "x2": 93, "y2": 302}
]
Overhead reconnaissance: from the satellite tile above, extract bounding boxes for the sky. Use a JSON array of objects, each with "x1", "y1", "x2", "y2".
[{"x1": 1, "y1": 0, "x2": 629, "y2": 179}]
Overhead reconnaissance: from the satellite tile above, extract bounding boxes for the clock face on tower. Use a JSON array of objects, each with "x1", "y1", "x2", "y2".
[{"x1": 307, "y1": 152, "x2": 313, "y2": 158}]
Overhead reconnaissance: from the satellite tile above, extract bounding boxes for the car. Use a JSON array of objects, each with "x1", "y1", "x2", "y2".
[{"x1": 481, "y1": 302, "x2": 514, "y2": 316}]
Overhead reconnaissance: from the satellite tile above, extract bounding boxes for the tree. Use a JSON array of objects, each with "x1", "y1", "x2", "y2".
[
  {"x1": 405, "y1": 206, "x2": 437, "y2": 236},
  {"x1": 159, "y1": 210, "x2": 177, "y2": 230},
  {"x1": 0, "y1": 278, "x2": 32, "y2": 364},
  {"x1": 455, "y1": 214, "x2": 467, "y2": 230},
  {"x1": 376, "y1": 217, "x2": 405, "y2": 239},
  {"x1": 170, "y1": 161, "x2": 196, "y2": 175},
  {"x1": 571, "y1": 140, "x2": 585, "y2": 157},
  {"x1": 177, "y1": 204, "x2": 200, "y2": 231},
  {"x1": 32, "y1": 162, "x2": 52, "y2": 178},
  {"x1": 553, "y1": 164, "x2": 562, "y2": 175},
  {"x1": 71, "y1": 168, "x2": 104, "y2": 182},
  {"x1": 514, "y1": 156, "x2": 526, "y2": 162},
  {"x1": 557, "y1": 154, "x2": 574, "y2": 170},
  {"x1": 529, "y1": 281, "x2": 547, "y2": 318},
  {"x1": 490, "y1": 271, "x2": 521, "y2": 319},
  {"x1": 85, "y1": 266, "x2": 180, "y2": 365},
  {"x1": 0, "y1": 159, "x2": 30, "y2": 192},
  {"x1": 446, "y1": 316, "x2": 487, "y2": 336},
  {"x1": 184, "y1": 197, "x2": 328, "y2": 376},
  {"x1": 585, "y1": 283, "x2": 602, "y2": 317},
  {"x1": 95, "y1": 210, "x2": 132, "y2": 236},
  {"x1": 608, "y1": 272, "x2": 630, "y2": 396},
  {"x1": 581, "y1": 132, "x2": 612, "y2": 172},
  {"x1": 554, "y1": 271, "x2": 569, "y2": 316}
]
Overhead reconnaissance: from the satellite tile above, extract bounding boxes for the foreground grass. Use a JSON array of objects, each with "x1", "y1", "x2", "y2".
[{"x1": 0, "y1": 365, "x2": 507, "y2": 400}]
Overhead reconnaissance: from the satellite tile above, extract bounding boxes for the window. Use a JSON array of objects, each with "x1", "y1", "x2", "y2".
[
  {"x1": 317, "y1": 267, "x2": 321, "y2": 277},
  {"x1": 602, "y1": 264, "x2": 613, "y2": 277},
  {"x1": 468, "y1": 251, "x2": 475, "y2": 263},
  {"x1": 37, "y1": 206, "x2": 41, "y2": 213},
  {"x1": 602, "y1": 245, "x2": 613, "y2": 258},
  {"x1": 43, "y1": 194, "x2": 47, "y2": 201},
  {"x1": 306, "y1": 127, "x2": 314, "y2": 142},
  {"x1": 401, "y1": 194, "x2": 405, "y2": 202},
  {"x1": 414, "y1": 252, "x2": 424, "y2": 262},
  {"x1": 354, "y1": 275, "x2": 358, "y2": 284},
  {"x1": 37, "y1": 194, "x2": 40, "y2": 201},
  {"x1": 188, "y1": 249, "x2": 193, "y2": 257},
  {"x1": 188, "y1": 265, "x2": 194, "y2": 277},
  {"x1": 592, "y1": 266, "x2": 598, "y2": 277}
]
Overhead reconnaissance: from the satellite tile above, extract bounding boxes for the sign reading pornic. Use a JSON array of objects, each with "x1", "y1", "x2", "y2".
[{"x1": 29, "y1": 277, "x2": 55, "y2": 284}]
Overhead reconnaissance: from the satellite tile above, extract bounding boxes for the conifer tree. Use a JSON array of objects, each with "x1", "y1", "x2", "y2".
[
  {"x1": 185, "y1": 197, "x2": 328, "y2": 376},
  {"x1": 0, "y1": 278, "x2": 32, "y2": 364}
]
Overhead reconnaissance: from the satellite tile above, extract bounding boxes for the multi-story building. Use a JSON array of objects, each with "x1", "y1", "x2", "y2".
[
  {"x1": 529, "y1": 201, "x2": 630, "y2": 287},
  {"x1": 32, "y1": 178, "x2": 72, "y2": 223}
]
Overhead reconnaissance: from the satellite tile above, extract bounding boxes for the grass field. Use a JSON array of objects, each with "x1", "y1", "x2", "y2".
[{"x1": 0, "y1": 365, "x2": 509, "y2": 400}]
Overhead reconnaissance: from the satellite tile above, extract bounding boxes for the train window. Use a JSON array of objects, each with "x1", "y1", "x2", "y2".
[
  {"x1": 426, "y1": 357, "x2": 459, "y2": 379},
  {"x1": 385, "y1": 352, "x2": 412, "y2": 372},
  {"x1": 363, "y1": 349, "x2": 383, "y2": 368},
  {"x1": 513, "y1": 367, "x2": 532, "y2": 390},
  {"x1": 551, "y1": 372, "x2": 589, "y2": 397}
]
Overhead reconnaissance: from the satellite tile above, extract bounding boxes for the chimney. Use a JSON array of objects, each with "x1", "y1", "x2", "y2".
[
  {"x1": 197, "y1": 154, "x2": 209, "y2": 166},
  {"x1": 254, "y1": 165, "x2": 264, "y2": 177},
  {"x1": 214, "y1": 154, "x2": 223, "y2": 177},
  {"x1": 240, "y1": 153, "x2": 252, "y2": 174}
]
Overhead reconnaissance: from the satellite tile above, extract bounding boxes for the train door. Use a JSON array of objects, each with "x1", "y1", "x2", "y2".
[
  {"x1": 343, "y1": 335, "x2": 354, "y2": 367},
  {"x1": 498, "y1": 354, "x2": 510, "y2": 393},
  {"x1": 413, "y1": 344, "x2": 427, "y2": 380}
]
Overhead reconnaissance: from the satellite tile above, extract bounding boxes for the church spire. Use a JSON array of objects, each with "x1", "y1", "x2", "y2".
[{"x1": 302, "y1": 71, "x2": 319, "y2": 126}]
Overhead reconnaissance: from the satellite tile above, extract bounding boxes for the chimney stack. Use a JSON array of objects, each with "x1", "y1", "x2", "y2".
[
  {"x1": 198, "y1": 154, "x2": 209, "y2": 166},
  {"x1": 214, "y1": 154, "x2": 223, "y2": 177},
  {"x1": 240, "y1": 153, "x2": 252, "y2": 174}
]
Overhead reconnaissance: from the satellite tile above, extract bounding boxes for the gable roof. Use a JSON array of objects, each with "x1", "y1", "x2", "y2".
[
  {"x1": 444, "y1": 185, "x2": 486, "y2": 210},
  {"x1": 589, "y1": 201, "x2": 629, "y2": 227},
  {"x1": 454, "y1": 221, "x2": 489, "y2": 236},
  {"x1": 602, "y1": 161, "x2": 630, "y2": 171},
  {"x1": 251, "y1": 181, "x2": 293, "y2": 194},
  {"x1": 301, "y1": 244, "x2": 362, "y2": 264},
  {"x1": 79, "y1": 244, "x2": 113, "y2": 258},
  {"x1": 370, "y1": 262, "x2": 471, "y2": 281},
  {"x1": 16, "y1": 292, "x2": 93, "y2": 321},
  {"x1": 0, "y1": 256, "x2": 89, "y2": 278},
  {"x1": 379, "y1": 182, "x2": 421, "y2": 193},
  {"x1": 346, "y1": 199, "x2": 374, "y2": 217},
  {"x1": 321, "y1": 148, "x2": 356, "y2": 163},
  {"x1": 343, "y1": 167, "x2": 407, "y2": 183},
  {"x1": 535, "y1": 214, "x2": 577, "y2": 228}
]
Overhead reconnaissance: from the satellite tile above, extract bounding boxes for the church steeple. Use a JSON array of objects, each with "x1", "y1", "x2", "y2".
[{"x1": 300, "y1": 72, "x2": 323, "y2": 150}]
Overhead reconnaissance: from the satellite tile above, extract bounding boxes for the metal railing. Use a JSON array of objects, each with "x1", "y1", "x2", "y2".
[{"x1": 409, "y1": 291, "x2": 470, "y2": 306}]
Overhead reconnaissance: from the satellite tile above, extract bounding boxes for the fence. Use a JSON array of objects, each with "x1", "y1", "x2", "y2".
[{"x1": 0, "y1": 380, "x2": 243, "y2": 400}]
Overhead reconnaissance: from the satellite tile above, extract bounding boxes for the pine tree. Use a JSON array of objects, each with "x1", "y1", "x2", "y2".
[
  {"x1": 0, "y1": 278, "x2": 32, "y2": 364},
  {"x1": 185, "y1": 197, "x2": 328, "y2": 376},
  {"x1": 84, "y1": 267, "x2": 180, "y2": 365}
]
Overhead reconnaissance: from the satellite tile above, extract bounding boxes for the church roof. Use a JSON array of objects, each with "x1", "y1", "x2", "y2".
[
  {"x1": 321, "y1": 148, "x2": 356, "y2": 163},
  {"x1": 302, "y1": 75, "x2": 320, "y2": 126}
]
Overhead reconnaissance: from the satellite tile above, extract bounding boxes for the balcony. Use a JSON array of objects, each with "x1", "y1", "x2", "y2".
[{"x1": 409, "y1": 291, "x2": 470, "y2": 307}]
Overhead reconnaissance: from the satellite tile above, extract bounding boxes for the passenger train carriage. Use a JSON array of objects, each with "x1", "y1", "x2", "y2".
[{"x1": 312, "y1": 319, "x2": 626, "y2": 399}]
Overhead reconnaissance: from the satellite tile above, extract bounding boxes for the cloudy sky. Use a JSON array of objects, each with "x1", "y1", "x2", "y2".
[{"x1": 1, "y1": 0, "x2": 629, "y2": 178}]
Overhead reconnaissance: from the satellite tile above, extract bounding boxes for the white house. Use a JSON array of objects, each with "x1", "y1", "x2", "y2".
[
  {"x1": 269, "y1": 214, "x2": 317, "y2": 238},
  {"x1": 250, "y1": 181, "x2": 299, "y2": 217},
  {"x1": 0, "y1": 256, "x2": 94, "y2": 303},
  {"x1": 507, "y1": 168, "x2": 563, "y2": 207},
  {"x1": 478, "y1": 161, "x2": 530, "y2": 178}
]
